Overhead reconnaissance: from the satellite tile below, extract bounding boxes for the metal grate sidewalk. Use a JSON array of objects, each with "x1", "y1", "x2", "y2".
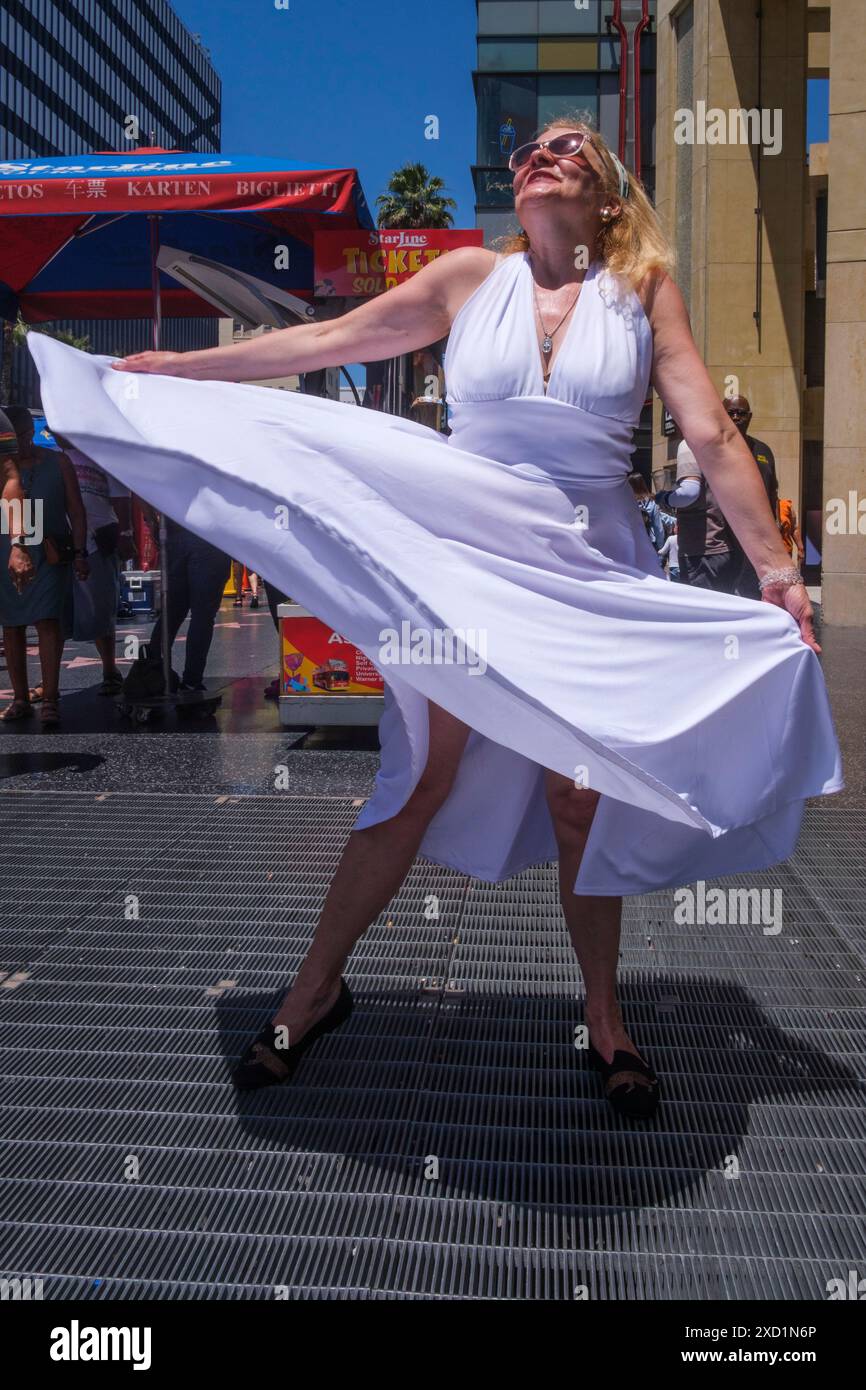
[{"x1": 1, "y1": 793, "x2": 864, "y2": 1299}]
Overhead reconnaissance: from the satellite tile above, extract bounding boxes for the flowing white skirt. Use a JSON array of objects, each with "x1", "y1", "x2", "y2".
[{"x1": 30, "y1": 336, "x2": 844, "y2": 895}]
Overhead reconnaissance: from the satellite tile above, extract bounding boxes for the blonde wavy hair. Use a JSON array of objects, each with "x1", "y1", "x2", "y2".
[{"x1": 495, "y1": 111, "x2": 674, "y2": 291}]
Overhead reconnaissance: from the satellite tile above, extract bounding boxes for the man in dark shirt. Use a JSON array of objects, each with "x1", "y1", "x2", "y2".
[{"x1": 723, "y1": 395, "x2": 780, "y2": 599}]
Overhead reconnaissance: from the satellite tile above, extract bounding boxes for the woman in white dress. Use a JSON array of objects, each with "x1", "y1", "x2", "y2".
[{"x1": 31, "y1": 120, "x2": 842, "y2": 1119}]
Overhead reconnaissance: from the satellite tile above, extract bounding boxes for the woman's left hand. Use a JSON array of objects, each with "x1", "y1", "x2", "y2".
[
  {"x1": 8, "y1": 545, "x2": 35, "y2": 593},
  {"x1": 73, "y1": 555, "x2": 90, "y2": 581},
  {"x1": 762, "y1": 582, "x2": 820, "y2": 653}
]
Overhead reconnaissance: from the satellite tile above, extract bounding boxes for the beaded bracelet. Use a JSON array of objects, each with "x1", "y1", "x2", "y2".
[{"x1": 758, "y1": 566, "x2": 804, "y2": 591}]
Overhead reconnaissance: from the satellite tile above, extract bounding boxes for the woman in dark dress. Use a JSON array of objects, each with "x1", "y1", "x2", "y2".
[{"x1": 0, "y1": 407, "x2": 88, "y2": 726}]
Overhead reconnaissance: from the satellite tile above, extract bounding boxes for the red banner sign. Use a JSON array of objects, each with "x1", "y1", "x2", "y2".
[
  {"x1": 314, "y1": 227, "x2": 483, "y2": 297},
  {"x1": 0, "y1": 169, "x2": 358, "y2": 216}
]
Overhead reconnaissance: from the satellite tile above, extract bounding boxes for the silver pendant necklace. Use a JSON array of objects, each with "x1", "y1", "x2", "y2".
[{"x1": 530, "y1": 262, "x2": 582, "y2": 359}]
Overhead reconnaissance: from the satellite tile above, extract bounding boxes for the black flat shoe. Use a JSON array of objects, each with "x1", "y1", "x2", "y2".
[
  {"x1": 588, "y1": 1043, "x2": 661, "y2": 1121},
  {"x1": 233, "y1": 978, "x2": 353, "y2": 1091}
]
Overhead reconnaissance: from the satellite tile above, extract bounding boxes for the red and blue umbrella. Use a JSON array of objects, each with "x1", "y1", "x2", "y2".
[
  {"x1": 0, "y1": 147, "x2": 374, "y2": 324},
  {"x1": 0, "y1": 147, "x2": 375, "y2": 697}
]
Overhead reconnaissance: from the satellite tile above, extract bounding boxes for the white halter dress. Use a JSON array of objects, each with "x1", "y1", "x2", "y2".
[{"x1": 29, "y1": 252, "x2": 843, "y2": 895}]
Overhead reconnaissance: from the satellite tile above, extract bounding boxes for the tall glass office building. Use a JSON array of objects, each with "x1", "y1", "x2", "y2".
[
  {"x1": 474, "y1": 0, "x2": 657, "y2": 243},
  {"x1": 0, "y1": 0, "x2": 222, "y2": 401}
]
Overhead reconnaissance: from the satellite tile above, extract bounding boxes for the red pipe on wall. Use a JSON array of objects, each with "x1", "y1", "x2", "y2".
[
  {"x1": 633, "y1": 0, "x2": 651, "y2": 180},
  {"x1": 611, "y1": 0, "x2": 628, "y2": 163}
]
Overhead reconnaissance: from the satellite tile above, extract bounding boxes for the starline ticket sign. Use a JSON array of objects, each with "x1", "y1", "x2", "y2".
[{"x1": 314, "y1": 228, "x2": 483, "y2": 297}]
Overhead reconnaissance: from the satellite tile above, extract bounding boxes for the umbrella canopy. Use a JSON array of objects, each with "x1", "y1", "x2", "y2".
[{"x1": 0, "y1": 148, "x2": 374, "y2": 322}]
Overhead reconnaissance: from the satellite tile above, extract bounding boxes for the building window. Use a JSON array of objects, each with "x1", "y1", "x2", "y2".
[
  {"x1": 478, "y1": 2, "x2": 541, "y2": 36},
  {"x1": 475, "y1": 209, "x2": 524, "y2": 248},
  {"x1": 598, "y1": 33, "x2": 621, "y2": 72},
  {"x1": 476, "y1": 73, "x2": 537, "y2": 166},
  {"x1": 640, "y1": 59, "x2": 656, "y2": 176},
  {"x1": 601, "y1": 0, "x2": 657, "y2": 19},
  {"x1": 815, "y1": 189, "x2": 827, "y2": 295},
  {"x1": 474, "y1": 167, "x2": 517, "y2": 207},
  {"x1": 478, "y1": 39, "x2": 538, "y2": 71},
  {"x1": 598, "y1": 71, "x2": 620, "y2": 147},
  {"x1": 538, "y1": 38, "x2": 598, "y2": 70},
  {"x1": 539, "y1": 0, "x2": 600, "y2": 34},
  {"x1": 537, "y1": 74, "x2": 598, "y2": 130}
]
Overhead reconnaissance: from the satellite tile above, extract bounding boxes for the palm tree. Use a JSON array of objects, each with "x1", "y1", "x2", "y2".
[{"x1": 375, "y1": 163, "x2": 456, "y2": 229}]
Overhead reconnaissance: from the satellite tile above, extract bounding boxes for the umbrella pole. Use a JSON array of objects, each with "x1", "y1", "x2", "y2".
[{"x1": 148, "y1": 213, "x2": 173, "y2": 697}]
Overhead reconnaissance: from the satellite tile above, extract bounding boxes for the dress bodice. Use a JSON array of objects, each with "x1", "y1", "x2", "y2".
[{"x1": 444, "y1": 252, "x2": 653, "y2": 487}]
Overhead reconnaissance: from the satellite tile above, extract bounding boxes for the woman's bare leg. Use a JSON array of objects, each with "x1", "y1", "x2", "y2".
[
  {"x1": 544, "y1": 771, "x2": 642, "y2": 1064},
  {"x1": 2, "y1": 626, "x2": 29, "y2": 702},
  {"x1": 271, "y1": 701, "x2": 471, "y2": 1039},
  {"x1": 34, "y1": 619, "x2": 63, "y2": 702}
]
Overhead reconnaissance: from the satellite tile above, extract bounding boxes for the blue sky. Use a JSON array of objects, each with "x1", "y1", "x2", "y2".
[
  {"x1": 168, "y1": 2, "x2": 830, "y2": 390},
  {"x1": 807, "y1": 79, "x2": 829, "y2": 146},
  {"x1": 170, "y1": 2, "x2": 829, "y2": 222},
  {"x1": 171, "y1": 0, "x2": 479, "y2": 226}
]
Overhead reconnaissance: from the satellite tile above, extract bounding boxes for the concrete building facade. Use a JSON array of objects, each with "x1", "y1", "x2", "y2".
[{"x1": 653, "y1": 0, "x2": 865, "y2": 623}]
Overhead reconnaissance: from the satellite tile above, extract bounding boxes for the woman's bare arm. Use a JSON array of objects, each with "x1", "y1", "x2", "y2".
[
  {"x1": 58, "y1": 453, "x2": 87, "y2": 558},
  {"x1": 645, "y1": 272, "x2": 817, "y2": 648},
  {"x1": 2, "y1": 455, "x2": 36, "y2": 589},
  {"x1": 647, "y1": 275, "x2": 792, "y2": 571},
  {"x1": 113, "y1": 246, "x2": 497, "y2": 382}
]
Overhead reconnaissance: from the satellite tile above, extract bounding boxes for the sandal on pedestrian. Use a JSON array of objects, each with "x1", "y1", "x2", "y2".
[
  {"x1": 233, "y1": 978, "x2": 354, "y2": 1091},
  {"x1": 588, "y1": 1043, "x2": 661, "y2": 1121},
  {"x1": 40, "y1": 698, "x2": 60, "y2": 727},
  {"x1": 98, "y1": 672, "x2": 125, "y2": 695},
  {"x1": 1, "y1": 699, "x2": 34, "y2": 722},
  {"x1": 28, "y1": 684, "x2": 44, "y2": 703}
]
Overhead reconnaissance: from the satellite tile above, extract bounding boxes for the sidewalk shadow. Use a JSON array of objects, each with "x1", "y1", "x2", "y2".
[
  {"x1": 0, "y1": 750, "x2": 104, "y2": 777},
  {"x1": 215, "y1": 976, "x2": 863, "y2": 1213}
]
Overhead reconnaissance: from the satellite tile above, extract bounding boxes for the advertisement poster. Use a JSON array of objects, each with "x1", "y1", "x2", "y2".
[{"x1": 280, "y1": 609, "x2": 384, "y2": 696}]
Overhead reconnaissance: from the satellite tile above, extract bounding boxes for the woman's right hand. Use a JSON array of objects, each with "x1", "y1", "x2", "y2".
[
  {"x1": 762, "y1": 580, "x2": 820, "y2": 654},
  {"x1": 111, "y1": 352, "x2": 188, "y2": 376}
]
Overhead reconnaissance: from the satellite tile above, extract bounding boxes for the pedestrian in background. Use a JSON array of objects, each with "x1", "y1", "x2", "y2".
[
  {"x1": 627, "y1": 471, "x2": 669, "y2": 565},
  {"x1": 0, "y1": 403, "x2": 34, "y2": 674},
  {"x1": 656, "y1": 438, "x2": 741, "y2": 592},
  {"x1": 0, "y1": 406, "x2": 88, "y2": 725},
  {"x1": 146, "y1": 516, "x2": 231, "y2": 693},
  {"x1": 658, "y1": 521, "x2": 680, "y2": 581},
  {"x1": 723, "y1": 395, "x2": 779, "y2": 600},
  {"x1": 231, "y1": 559, "x2": 260, "y2": 609},
  {"x1": 53, "y1": 434, "x2": 133, "y2": 696},
  {"x1": 778, "y1": 497, "x2": 805, "y2": 567}
]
